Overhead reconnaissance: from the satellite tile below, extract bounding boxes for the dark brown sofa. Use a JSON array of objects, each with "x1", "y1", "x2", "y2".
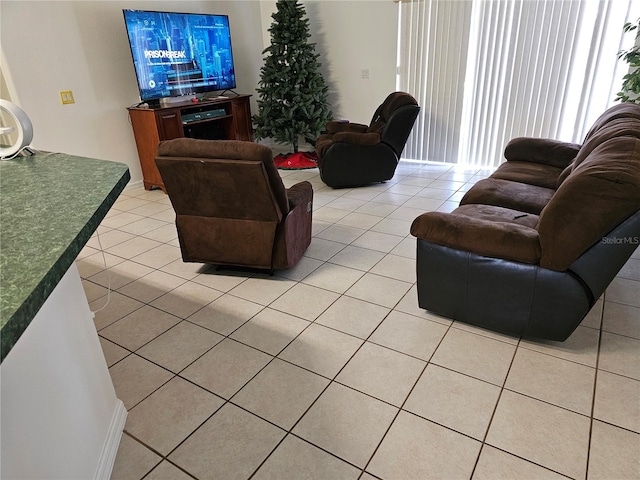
[
  {"x1": 315, "y1": 92, "x2": 420, "y2": 188},
  {"x1": 155, "y1": 138, "x2": 313, "y2": 271},
  {"x1": 410, "y1": 103, "x2": 640, "y2": 341}
]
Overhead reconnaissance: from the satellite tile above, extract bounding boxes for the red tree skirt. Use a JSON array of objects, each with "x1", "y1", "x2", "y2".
[{"x1": 273, "y1": 151, "x2": 319, "y2": 170}]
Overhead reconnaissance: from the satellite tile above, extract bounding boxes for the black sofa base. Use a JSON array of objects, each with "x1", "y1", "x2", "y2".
[{"x1": 415, "y1": 241, "x2": 591, "y2": 341}]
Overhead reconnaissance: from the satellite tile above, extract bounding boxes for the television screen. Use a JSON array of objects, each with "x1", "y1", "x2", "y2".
[{"x1": 123, "y1": 10, "x2": 237, "y2": 101}]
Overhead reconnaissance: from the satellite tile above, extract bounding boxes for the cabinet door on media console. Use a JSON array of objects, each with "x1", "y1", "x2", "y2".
[
  {"x1": 231, "y1": 97, "x2": 252, "y2": 141},
  {"x1": 127, "y1": 94, "x2": 253, "y2": 191},
  {"x1": 156, "y1": 110, "x2": 183, "y2": 140}
]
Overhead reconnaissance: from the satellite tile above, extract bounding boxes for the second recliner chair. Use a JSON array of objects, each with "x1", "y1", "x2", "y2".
[
  {"x1": 155, "y1": 138, "x2": 313, "y2": 272},
  {"x1": 315, "y1": 92, "x2": 420, "y2": 188}
]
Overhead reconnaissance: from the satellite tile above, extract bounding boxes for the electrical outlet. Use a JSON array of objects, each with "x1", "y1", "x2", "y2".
[
  {"x1": 60, "y1": 90, "x2": 75, "y2": 105},
  {"x1": 361, "y1": 69, "x2": 370, "y2": 79}
]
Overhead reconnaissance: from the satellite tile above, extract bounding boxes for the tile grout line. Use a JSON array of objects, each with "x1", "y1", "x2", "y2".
[
  {"x1": 85, "y1": 163, "x2": 640, "y2": 479},
  {"x1": 584, "y1": 290, "x2": 607, "y2": 480}
]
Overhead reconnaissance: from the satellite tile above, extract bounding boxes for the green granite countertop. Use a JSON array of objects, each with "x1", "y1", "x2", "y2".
[{"x1": 1, "y1": 152, "x2": 130, "y2": 362}]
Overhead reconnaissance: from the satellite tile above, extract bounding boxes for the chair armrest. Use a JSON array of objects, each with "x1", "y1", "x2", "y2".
[
  {"x1": 504, "y1": 137, "x2": 581, "y2": 169},
  {"x1": 326, "y1": 121, "x2": 369, "y2": 134},
  {"x1": 410, "y1": 212, "x2": 541, "y2": 264},
  {"x1": 332, "y1": 131, "x2": 381, "y2": 146},
  {"x1": 286, "y1": 181, "x2": 313, "y2": 211}
]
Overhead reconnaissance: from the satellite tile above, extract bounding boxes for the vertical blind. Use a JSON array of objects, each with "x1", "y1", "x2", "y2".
[{"x1": 397, "y1": 0, "x2": 639, "y2": 167}]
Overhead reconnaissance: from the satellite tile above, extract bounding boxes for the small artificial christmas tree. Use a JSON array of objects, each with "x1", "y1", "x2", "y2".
[{"x1": 253, "y1": 0, "x2": 332, "y2": 158}]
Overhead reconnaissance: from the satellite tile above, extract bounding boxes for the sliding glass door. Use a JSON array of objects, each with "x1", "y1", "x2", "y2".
[{"x1": 397, "y1": 0, "x2": 639, "y2": 166}]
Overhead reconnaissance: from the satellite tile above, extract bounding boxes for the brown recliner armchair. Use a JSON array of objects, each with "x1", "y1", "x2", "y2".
[
  {"x1": 155, "y1": 138, "x2": 313, "y2": 271},
  {"x1": 315, "y1": 92, "x2": 420, "y2": 188}
]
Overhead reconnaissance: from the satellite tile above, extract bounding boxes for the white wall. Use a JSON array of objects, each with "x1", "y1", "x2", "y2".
[
  {"x1": 1, "y1": 1, "x2": 398, "y2": 186},
  {"x1": 261, "y1": 1, "x2": 398, "y2": 123},
  {"x1": 1, "y1": 263, "x2": 126, "y2": 479},
  {"x1": 305, "y1": 0, "x2": 398, "y2": 122}
]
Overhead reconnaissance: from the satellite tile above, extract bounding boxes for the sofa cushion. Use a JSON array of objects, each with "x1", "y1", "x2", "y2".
[
  {"x1": 503, "y1": 137, "x2": 581, "y2": 169},
  {"x1": 583, "y1": 102, "x2": 640, "y2": 141},
  {"x1": 556, "y1": 117, "x2": 640, "y2": 188},
  {"x1": 460, "y1": 177, "x2": 555, "y2": 214},
  {"x1": 491, "y1": 161, "x2": 564, "y2": 189},
  {"x1": 454, "y1": 204, "x2": 540, "y2": 228},
  {"x1": 573, "y1": 118, "x2": 640, "y2": 168},
  {"x1": 537, "y1": 135, "x2": 640, "y2": 271},
  {"x1": 411, "y1": 210, "x2": 541, "y2": 264}
]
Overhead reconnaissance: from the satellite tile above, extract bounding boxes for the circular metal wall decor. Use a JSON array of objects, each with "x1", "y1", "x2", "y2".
[{"x1": 0, "y1": 99, "x2": 33, "y2": 159}]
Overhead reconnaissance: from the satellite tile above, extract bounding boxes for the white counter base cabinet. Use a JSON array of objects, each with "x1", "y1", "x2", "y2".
[{"x1": 1, "y1": 263, "x2": 126, "y2": 480}]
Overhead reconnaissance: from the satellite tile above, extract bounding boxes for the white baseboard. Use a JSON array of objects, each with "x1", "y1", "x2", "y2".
[{"x1": 94, "y1": 400, "x2": 128, "y2": 480}]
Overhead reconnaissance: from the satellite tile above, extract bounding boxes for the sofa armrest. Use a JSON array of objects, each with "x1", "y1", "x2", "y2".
[
  {"x1": 504, "y1": 137, "x2": 581, "y2": 169},
  {"x1": 332, "y1": 131, "x2": 381, "y2": 146},
  {"x1": 326, "y1": 121, "x2": 369, "y2": 134},
  {"x1": 410, "y1": 212, "x2": 541, "y2": 264}
]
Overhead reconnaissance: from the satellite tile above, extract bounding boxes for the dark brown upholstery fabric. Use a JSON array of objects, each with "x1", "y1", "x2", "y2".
[
  {"x1": 156, "y1": 156, "x2": 283, "y2": 268},
  {"x1": 537, "y1": 136, "x2": 640, "y2": 270},
  {"x1": 319, "y1": 92, "x2": 418, "y2": 149},
  {"x1": 410, "y1": 211, "x2": 541, "y2": 264},
  {"x1": 155, "y1": 138, "x2": 313, "y2": 270},
  {"x1": 332, "y1": 132, "x2": 381, "y2": 145},
  {"x1": 491, "y1": 161, "x2": 564, "y2": 189},
  {"x1": 555, "y1": 119, "x2": 640, "y2": 188},
  {"x1": 435, "y1": 105, "x2": 640, "y2": 271},
  {"x1": 316, "y1": 92, "x2": 420, "y2": 188},
  {"x1": 273, "y1": 182, "x2": 313, "y2": 269},
  {"x1": 410, "y1": 103, "x2": 640, "y2": 342},
  {"x1": 325, "y1": 121, "x2": 368, "y2": 135},
  {"x1": 453, "y1": 204, "x2": 540, "y2": 228},
  {"x1": 315, "y1": 134, "x2": 333, "y2": 159},
  {"x1": 503, "y1": 137, "x2": 580, "y2": 169},
  {"x1": 157, "y1": 138, "x2": 290, "y2": 216},
  {"x1": 155, "y1": 158, "x2": 283, "y2": 221},
  {"x1": 583, "y1": 102, "x2": 640, "y2": 140},
  {"x1": 367, "y1": 92, "x2": 419, "y2": 133},
  {"x1": 556, "y1": 163, "x2": 574, "y2": 187},
  {"x1": 570, "y1": 119, "x2": 640, "y2": 170},
  {"x1": 460, "y1": 177, "x2": 555, "y2": 214},
  {"x1": 176, "y1": 216, "x2": 278, "y2": 268}
]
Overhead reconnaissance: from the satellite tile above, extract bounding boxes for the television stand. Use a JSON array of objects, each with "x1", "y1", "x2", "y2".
[{"x1": 127, "y1": 94, "x2": 253, "y2": 191}]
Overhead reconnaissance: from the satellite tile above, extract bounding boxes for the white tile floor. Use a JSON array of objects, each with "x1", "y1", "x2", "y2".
[{"x1": 76, "y1": 161, "x2": 640, "y2": 480}]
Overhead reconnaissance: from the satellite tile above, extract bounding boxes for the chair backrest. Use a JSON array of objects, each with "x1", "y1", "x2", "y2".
[
  {"x1": 155, "y1": 138, "x2": 289, "y2": 268},
  {"x1": 367, "y1": 92, "x2": 420, "y2": 156},
  {"x1": 157, "y1": 138, "x2": 289, "y2": 214}
]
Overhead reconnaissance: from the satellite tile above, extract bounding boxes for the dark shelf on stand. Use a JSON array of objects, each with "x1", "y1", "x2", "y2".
[{"x1": 128, "y1": 94, "x2": 252, "y2": 191}]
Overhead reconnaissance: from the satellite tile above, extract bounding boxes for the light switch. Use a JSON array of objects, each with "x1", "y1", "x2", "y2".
[{"x1": 60, "y1": 91, "x2": 75, "y2": 105}]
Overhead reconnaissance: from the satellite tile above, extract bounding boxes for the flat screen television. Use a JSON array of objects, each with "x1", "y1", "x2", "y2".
[{"x1": 123, "y1": 9, "x2": 237, "y2": 102}]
